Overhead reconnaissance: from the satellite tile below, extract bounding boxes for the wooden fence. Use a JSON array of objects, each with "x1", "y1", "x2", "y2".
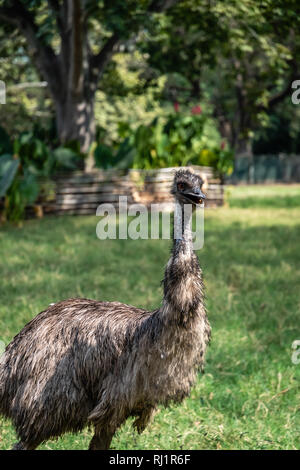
[{"x1": 52, "y1": 166, "x2": 223, "y2": 215}]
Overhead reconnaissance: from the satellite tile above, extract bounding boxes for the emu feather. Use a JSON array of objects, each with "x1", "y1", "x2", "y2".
[{"x1": 0, "y1": 169, "x2": 211, "y2": 450}]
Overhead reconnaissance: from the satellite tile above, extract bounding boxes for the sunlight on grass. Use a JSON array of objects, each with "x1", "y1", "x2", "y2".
[{"x1": 226, "y1": 184, "x2": 300, "y2": 208}]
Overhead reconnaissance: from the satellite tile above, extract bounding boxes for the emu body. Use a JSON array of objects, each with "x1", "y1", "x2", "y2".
[{"x1": 0, "y1": 169, "x2": 211, "y2": 450}]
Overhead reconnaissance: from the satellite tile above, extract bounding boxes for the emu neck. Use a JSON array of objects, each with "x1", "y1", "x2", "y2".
[
  {"x1": 161, "y1": 200, "x2": 203, "y2": 325},
  {"x1": 173, "y1": 201, "x2": 193, "y2": 255}
]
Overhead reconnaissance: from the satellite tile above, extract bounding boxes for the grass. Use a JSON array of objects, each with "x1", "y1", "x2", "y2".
[
  {"x1": 226, "y1": 184, "x2": 300, "y2": 208},
  {"x1": 0, "y1": 184, "x2": 300, "y2": 450}
]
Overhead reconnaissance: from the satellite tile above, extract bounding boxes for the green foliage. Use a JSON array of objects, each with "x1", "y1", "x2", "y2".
[
  {"x1": 0, "y1": 126, "x2": 82, "y2": 222},
  {"x1": 2, "y1": 0, "x2": 299, "y2": 157},
  {"x1": 51, "y1": 147, "x2": 82, "y2": 172},
  {"x1": 10, "y1": 129, "x2": 81, "y2": 176},
  {"x1": 198, "y1": 147, "x2": 234, "y2": 180},
  {"x1": 137, "y1": 0, "x2": 300, "y2": 152},
  {"x1": 0, "y1": 19, "x2": 54, "y2": 138},
  {"x1": 0, "y1": 150, "x2": 40, "y2": 222},
  {"x1": 0, "y1": 155, "x2": 19, "y2": 198},
  {"x1": 0, "y1": 128, "x2": 13, "y2": 155},
  {"x1": 3, "y1": 168, "x2": 40, "y2": 222},
  {"x1": 93, "y1": 106, "x2": 234, "y2": 174},
  {"x1": 94, "y1": 137, "x2": 136, "y2": 170},
  {"x1": 130, "y1": 110, "x2": 234, "y2": 174},
  {"x1": 95, "y1": 51, "x2": 169, "y2": 147}
]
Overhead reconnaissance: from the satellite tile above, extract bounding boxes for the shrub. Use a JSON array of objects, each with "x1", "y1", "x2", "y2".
[
  {"x1": 99, "y1": 106, "x2": 235, "y2": 176},
  {"x1": 0, "y1": 127, "x2": 82, "y2": 222}
]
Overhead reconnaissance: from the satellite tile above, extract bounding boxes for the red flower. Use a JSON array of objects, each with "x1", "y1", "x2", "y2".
[
  {"x1": 191, "y1": 105, "x2": 202, "y2": 115},
  {"x1": 220, "y1": 141, "x2": 225, "y2": 150},
  {"x1": 173, "y1": 102, "x2": 179, "y2": 112}
]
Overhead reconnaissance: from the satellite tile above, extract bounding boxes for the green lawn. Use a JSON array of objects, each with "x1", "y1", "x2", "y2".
[
  {"x1": 0, "y1": 185, "x2": 300, "y2": 449},
  {"x1": 226, "y1": 184, "x2": 300, "y2": 208}
]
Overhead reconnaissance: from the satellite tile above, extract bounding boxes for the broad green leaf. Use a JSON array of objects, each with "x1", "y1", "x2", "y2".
[{"x1": 0, "y1": 155, "x2": 19, "y2": 198}]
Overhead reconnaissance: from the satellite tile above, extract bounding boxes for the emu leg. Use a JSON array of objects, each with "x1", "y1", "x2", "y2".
[
  {"x1": 88, "y1": 429, "x2": 115, "y2": 450},
  {"x1": 133, "y1": 406, "x2": 155, "y2": 434}
]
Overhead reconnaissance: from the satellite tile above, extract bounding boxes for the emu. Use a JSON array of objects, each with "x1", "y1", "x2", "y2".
[{"x1": 0, "y1": 169, "x2": 211, "y2": 450}]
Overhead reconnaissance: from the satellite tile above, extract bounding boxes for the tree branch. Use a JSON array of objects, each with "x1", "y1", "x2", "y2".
[
  {"x1": 89, "y1": 0, "x2": 180, "y2": 87},
  {"x1": 148, "y1": 0, "x2": 179, "y2": 13},
  {"x1": 90, "y1": 34, "x2": 120, "y2": 83},
  {"x1": 257, "y1": 59, "x2": 299, "y2": 111},
  {"x1": 268, "y1": 74, "x2": 299, "y2": 108},
  {"x1": 7, "y1": 81, "x2": 48, "y2": 91},
  {"x1": 0, "y1": 6, "x2": 19, "y2": 27},
  {"x1": 47, "y1": 0, "x2": 64, "y2": 35},
  {"x1": 47, "y1": 0, "x2": 60, "y2": 11},
  {"x1": 69, "y1": 0, "x2": 84, "y2": 96},
  {"x1": 0, "y1": 0, "x2": 61, "y2": 98}
]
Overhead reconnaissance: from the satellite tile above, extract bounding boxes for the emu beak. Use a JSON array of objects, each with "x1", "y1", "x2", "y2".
[{"x1": 183, "y1": 190, "x2": 206, "y2": 206}]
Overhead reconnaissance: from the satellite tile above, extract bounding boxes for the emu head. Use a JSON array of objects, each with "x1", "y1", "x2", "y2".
[{"x1": 171, "y1": 169, "x2": 206, "y2": 207}]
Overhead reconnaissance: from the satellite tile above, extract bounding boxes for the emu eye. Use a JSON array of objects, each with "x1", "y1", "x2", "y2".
[{"x1": 177, "y1": 183, "x2": 185, "y2": 192}]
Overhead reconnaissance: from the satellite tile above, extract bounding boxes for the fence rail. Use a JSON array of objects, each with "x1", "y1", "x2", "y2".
[{"x1": 47, "y1": 166, "x2": 223, "y2": 216}]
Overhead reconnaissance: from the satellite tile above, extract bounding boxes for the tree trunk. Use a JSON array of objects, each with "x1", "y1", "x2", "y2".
[
  {"x1": 0, "y1": 0, "x2": 179, "y2": 172},
  {"x1": 55, "y1": 95, "x2": 95, "y2": 155},
  {"x1": 235, "y1": 137, "x2": 252, "y2": 158}
]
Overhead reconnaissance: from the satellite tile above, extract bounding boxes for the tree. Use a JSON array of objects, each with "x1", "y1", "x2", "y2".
[
  {"x1": 0, "y1": 0, "x2": 178, "y2": 164},
  {"x1": 139, "y1": 0, "x2": 300, "y2": 156},
  {"x1": 0, "y1": 21, "x2": 46, "y2": 136}
]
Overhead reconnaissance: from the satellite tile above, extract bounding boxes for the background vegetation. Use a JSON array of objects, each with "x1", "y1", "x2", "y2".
[{"x1": 1, "y1": 0, "x2": 300, "y2": 220}]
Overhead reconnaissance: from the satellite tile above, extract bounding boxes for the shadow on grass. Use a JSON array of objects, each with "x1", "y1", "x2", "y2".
[{"x1": 228, "y1": 195, "x2": 300, "y2": 208}]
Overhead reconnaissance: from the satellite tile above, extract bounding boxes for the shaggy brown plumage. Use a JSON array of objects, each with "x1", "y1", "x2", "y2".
[{"x1": 0, "y1": 169, "x2": 211, "y2": 450}]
